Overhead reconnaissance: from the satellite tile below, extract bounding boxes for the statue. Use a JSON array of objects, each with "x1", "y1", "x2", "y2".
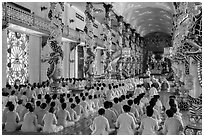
[{"x1": 41, "y1": 2, "x2": 64, "y2": 93}]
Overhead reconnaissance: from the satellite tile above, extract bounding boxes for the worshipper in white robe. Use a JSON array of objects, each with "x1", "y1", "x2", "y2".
[
  {"x1": 90, "y1": 108, "x2": 114, "y2": 135},
  {"x1": 162, "y1": 109, "x2": 183, "y2": 135},
  {"x1": 138, "y1": 106, "x2": 159, "y2": 135},
  {"x1": 116, "y1": 105, "x2": 137, "y2": 135},
  {"x1": 21, "y1": 105, "x2": 38, "y2": 132},
  {"x1": 42, "y1": 107, "x2": 63, "y2": 133}
]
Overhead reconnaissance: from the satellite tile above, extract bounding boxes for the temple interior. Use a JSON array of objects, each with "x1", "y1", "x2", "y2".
[{"x1": 1, "y1": 2, "x2": 202, "y2": 135}]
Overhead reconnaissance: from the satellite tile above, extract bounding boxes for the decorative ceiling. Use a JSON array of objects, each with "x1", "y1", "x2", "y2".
[
  {"x1": 69, "y1": 2, "x2": 175, "y2": 37},
  {"x1": 112, "y1": 2, "x2": 175, "y2": 36}
]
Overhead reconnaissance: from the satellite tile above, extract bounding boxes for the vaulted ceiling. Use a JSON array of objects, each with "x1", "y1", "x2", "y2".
[
  {"x1": 69, "y1": 2, "x2": 175, "y2": 37},
  {"x1": 112, "y1": 2, "x2": 175, "y2": 37}
]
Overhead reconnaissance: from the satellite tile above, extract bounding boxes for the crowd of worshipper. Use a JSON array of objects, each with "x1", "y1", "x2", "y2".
[{"x1": 2, "y1": 76, "x2": 184, "y2": 135}]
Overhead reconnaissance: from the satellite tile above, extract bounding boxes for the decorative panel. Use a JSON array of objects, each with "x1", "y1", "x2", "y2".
[{"x1": 6, "y1": 29, "x2": 29, "y2": 84}]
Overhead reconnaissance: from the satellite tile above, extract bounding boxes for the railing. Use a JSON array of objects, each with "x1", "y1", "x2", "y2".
[
  {"x1": 33, "y1": 15, "x2": 50, "y2": 32},
  {"x1": 6, "y1": 3, "x2": 34, "y2": 27},
  {"x1": 2, "y1": 2, "x2": 106, "y2": 48}
]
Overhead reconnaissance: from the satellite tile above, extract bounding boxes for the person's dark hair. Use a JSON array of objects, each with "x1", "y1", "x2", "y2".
[
  {"x1": 82, "y1": 96, "x2": 86, "y2": 101},
  {"x1": 170, "y1": 106, "x2": 177, "y2": 114},
  {"x1": 29, "y1": 105, "x2": 34, "y2": 112},
  {"x1": 49, "y1": 107, "x2": 55, "y2": 113},
  {"x1": 75, "y1": 96, "x2": 79, "y2": 100},
  {"x1": 118, "y1": 97, "x2": 123, "y2": 102},
  {"x1": 61, "y1": 103, "x2": 67, "y2": 110},
  {"x1": 96, "y1": 87, "x2": 100, "y2": 90},
  {"x1": 52, "y1": 94, "x2": 57, "y2": 100},
  {"x1": 104, "y1": 101, "x2": 110, "y2": 109},
  {"x1": 113, "y1": 97, "x2": 119, "y2": 104},
  {"x1": 25, "y1": 102, "x2": 32, "y2": 109},
  {"x1": 6, "y1": 84, "x2": 11, "y2": 89},
  {"x1": 129, "y1": 93, "x2": 133, "y2": 98},
  {"x1": 46, "y1": 97, "x2": 51, "y2": 104},
  {"x1": 31, "y1": 98, "x2": 35, "y2": 104},
  {"x1": 44, "y1": 94, "x2": 50, "y2": 100},
  {"x1": 153, "y1": 95, "x2": 160, "y2": 99},
  {"x1": 70, "y1": 103, "x2": 76, "y2": 109},
  {"x1": 85, "y1": 92, "x2": 89, "y2": 96},
  {"x1": 11, "y1": 90, "x2": 15, "y2": 95},
  {"x1": 69, "y1": 98, "x2": 73, "y2": 103},
  {"x1": 169, "y1": 98, "x2": 176, "y2": 107},
  {"x1": 137, "y1": 85, "x2": 141, "y2": 88},
  {"x1": 151, "y1": 84, "x2": 155, "y2": 87},
  {"x1": 121, "y1": 95, "x2": 125, "y2": 100},
  {"x1": 109, "y1": 101, "x2": 113, "y2": 108},
  {"x1": 98, "y1": 108, "x2": 105, "y2": 115},
  {"x1": 6, "y1": 101, "x2": 13, "y2": 107},
  {"x1": 67, "y1": 93, "x2": 71, "y2": 98},
  {"x1": 149, "y1": 98, "x2": 157, "y2": 107},
  {"x1": 126, "y1": 94, "x2": 130, "y2": 99},
  {"x1": 166, "y1": 109, "x2": 174, "y2": 117},
  {"x1": 94, "y1": 94, "x2": 97, "y2": 99},
  {"x1": 36, "y1": 100, "x2": 41, "y2": 107},
  {"x1": 127, "y1": 99, "x2": 133, "y2": 106},
  {"x1": 9, "y1": 104, "x2": 15, "y2": 111},
  {"x1": 108, "y1": 86, "x2": 112, "y2": 90},
  {"x1": 88, "y1": 95, "x2": 92, "y2": 100},
  {"x1": 75, "y1": 98, "x2": 80, "y2": 104},
  {"x1": 50, "y1": 101, "x2": 56, "y2": 107},
  {"x1": 169, "y1": 95, "x2": 176, "y2": 99},
  {"x1": 23, "y1": 91, "x2": 26, "y2": 95},
  {"x1": 146, "y1": 105, "x2": 154, "y2": 117},
  {"x1": 80, "y1": 93, "x2": 84, "y2": 97},
  {"x1": 18, "y1": 99, "x2": 23, "y2": 105},
  {"x1": 40, "y1": 103, "x2": 47, "y2": 109},
  {"x1": 123, "y1": 105, "x2": 131, "y2": 112},
  {"x1": 134, "y1": 98, "x2": 139, "y2": 105},
  {"x1": 101, "y1": 87, "x2": 104, "y2": 91},
  {"x1": 60, "y1": 97, "x2": 65, "y2": 103}
]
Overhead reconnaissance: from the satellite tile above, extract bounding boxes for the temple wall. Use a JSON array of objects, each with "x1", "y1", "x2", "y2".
[
  {"x1": 2, "y1": 29, "x2": 7, "y2": 86},
  {"x1": 28, "y1": 35, "x2": 41, "y2": 83}
]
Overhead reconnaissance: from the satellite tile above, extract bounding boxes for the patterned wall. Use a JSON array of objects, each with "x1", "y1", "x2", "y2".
[{"x1": 6, "y1": 30, "x2": 29, "y2": 85}]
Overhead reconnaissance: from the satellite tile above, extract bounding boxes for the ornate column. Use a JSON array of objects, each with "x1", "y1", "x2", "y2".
[
  {"x1": 41, "y1": 2, "x2": 64, "y2": 90},
  {"x1": 103, "y1": 3, "x2": 113, "y2": 79},
  {"x1": 130, "y1": 29, "x2": 136, "y2": 77},
  {"x1": 116, "y1": 15, "x2": 123, "y2": 79},
  {"x1": 84, "y1": 2, "x2": 96, "y2": 82}
]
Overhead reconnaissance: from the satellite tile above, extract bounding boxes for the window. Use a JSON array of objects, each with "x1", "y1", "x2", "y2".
[{"x1": 6, "y1": 30, "x2": 29, "y2": 85}]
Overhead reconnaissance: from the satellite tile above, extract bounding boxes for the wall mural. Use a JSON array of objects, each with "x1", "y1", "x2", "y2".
[{"x1": 6, "y1": 30, "x2": 29, "y2": 85}]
